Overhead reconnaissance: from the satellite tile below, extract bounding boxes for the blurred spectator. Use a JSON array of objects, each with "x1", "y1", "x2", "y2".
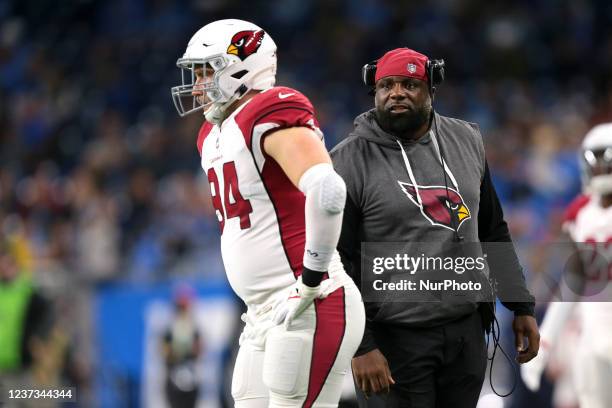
[
  {"x1": 0, "y1": 235, "x2": 52, "y2": 406},
  {"x1": 161, "y1": 285, "x2": 203, "y2": 408}
]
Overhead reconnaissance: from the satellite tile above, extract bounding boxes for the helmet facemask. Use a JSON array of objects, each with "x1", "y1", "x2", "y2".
[
  {"x1": 582, "y1": 146, "x2": 612, "y2": 195},
  {"x1": 171, "y1": 55, "x2": 230, "y2": 118}
]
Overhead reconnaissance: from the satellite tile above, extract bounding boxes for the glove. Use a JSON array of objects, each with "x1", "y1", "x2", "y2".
[
  {"x1": 284, "y1": 282, "x2": 319, "y2": 329},
  {"x1": 273, "y1": 278, "x2": 336, "y2": 329},
  {"x1": 520, "y1": 343, "x2": 549, "y2": 391}
]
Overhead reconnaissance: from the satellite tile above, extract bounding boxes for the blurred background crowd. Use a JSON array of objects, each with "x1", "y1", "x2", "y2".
[{"x1": 1, "y1": 0, "x2": 611, "y2": 407}]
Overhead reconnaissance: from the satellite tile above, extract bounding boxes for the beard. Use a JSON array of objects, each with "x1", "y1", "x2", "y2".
[{"x1": 375, "y1": 103, "x2": 432, "y2": 140}]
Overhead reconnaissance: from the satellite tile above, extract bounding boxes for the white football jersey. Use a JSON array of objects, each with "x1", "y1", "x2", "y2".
[
  {"x1": 563, "y1": 194, "x2": 612, "y2": 352},
  {"x1": 197, "y1": 87, "x2": 324, "y2": 307}
]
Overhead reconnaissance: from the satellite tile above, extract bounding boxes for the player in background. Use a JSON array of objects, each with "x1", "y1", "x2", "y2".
[
  {"x1": 521, "y1": 123, "x2": 612, "y2": 408},
  {"x1": 171, "y1": 19, "x2": 365, "y2": 408}
]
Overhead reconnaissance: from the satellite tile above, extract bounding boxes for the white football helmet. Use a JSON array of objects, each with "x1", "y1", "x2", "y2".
[
  {"x1": 171, "y1": 19, "x2": 277, "y2": 124},
  {"x1": 581, "y1": 123, "x2": 612, "y2": 195}
]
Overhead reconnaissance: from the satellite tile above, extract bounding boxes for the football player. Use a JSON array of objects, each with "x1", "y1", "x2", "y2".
[
  {"x1": 171, "y1": 19, "x2": 365, "y2": 408},
  {"x1": 521, "y1": 123, "x2": 612, "y2": 408}
]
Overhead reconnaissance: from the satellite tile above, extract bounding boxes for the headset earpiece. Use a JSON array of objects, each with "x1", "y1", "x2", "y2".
[
  {"x1": 361, "y1": 54, "x2": 445, "y2": 93},
  {"x1": 426, "y1": 58, "x2": 445, "y2": 95},
  {"x1": 428, "y1": 59, "x2": 445, "y2": 86},
  {"x1": 362, "y1": 60, "x2": 378, "y2": 87}
]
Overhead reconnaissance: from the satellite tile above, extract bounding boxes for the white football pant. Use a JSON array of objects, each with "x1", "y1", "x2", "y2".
[{"x1": 231, "y1": 282, "x2": 365, "y2": 408}]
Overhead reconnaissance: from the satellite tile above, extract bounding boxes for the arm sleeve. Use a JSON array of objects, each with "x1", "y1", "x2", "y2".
[
  {"x1": 355, "y1": 325, "x2": 379, "y2": 357},
  {"x1": 478, "y1": 161, "x2": 535, "y2": 316},
  {"x1": 299, "y1": 163, "x2": 346, "y2": 277}
]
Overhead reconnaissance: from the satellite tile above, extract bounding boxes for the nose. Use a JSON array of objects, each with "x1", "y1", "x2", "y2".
[
  {"x1": 389, "y1": 83, "x2": 406, "y2": 99},
  {"x1": 192, "y1": 77, "x2": 205, "y2": 96}
]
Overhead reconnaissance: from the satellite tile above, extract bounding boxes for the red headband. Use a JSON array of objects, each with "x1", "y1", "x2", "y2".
[{"x1": 375, "y1": 48, "x2": 429, "y2": 83}]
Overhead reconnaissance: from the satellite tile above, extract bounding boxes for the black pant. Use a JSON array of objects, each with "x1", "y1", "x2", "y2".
[{"x1": 356, "y1": 311, "x2": 487, "y2": 408}]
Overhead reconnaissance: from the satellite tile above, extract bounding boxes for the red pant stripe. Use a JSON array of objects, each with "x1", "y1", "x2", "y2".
[{"x1": 303, "y1": 287, "x2": 346, "y2": 407}]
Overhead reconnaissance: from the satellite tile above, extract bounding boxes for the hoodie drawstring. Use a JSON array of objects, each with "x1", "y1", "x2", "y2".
[
  {"x1": 429, "y1": 130, "x2": 460, "y2": 189},
  {"x1": 396, "y1": 131, "x2": 460, "y2": 208}
]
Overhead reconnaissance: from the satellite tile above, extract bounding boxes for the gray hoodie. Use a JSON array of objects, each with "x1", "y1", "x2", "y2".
[{"x1": 331, "y1": 110, "x2": 534, "y2": 355}]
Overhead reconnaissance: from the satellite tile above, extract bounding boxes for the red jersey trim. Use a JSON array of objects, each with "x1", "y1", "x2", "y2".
[
  {"x1": 234, "y1": 87, "x2": 317, "y2": 152},
  {"x1": 258, "y1": 157, "x2": 306, "y2": 278},
  {"x1": 563, "y1": 194, "x2": 591, "y2": 225},
  {"x1": 197, "y1": 121, "x2": 214, "y2": 156}
]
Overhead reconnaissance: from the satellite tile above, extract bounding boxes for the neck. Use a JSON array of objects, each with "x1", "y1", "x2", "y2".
[
  {"x1": 378, "y1": 111, "x2": 432, "y2": 142},
  {"x1": 406, "y1": 119, "x2": 431, "y2": 142},
  {"x1": 224, "y1": 90, "x2": 259, "y2": 119}
]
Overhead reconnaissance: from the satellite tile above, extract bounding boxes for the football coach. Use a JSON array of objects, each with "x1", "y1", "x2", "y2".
[{"x1": 330, "y1": 48, "x2": 540, "y2": 408}]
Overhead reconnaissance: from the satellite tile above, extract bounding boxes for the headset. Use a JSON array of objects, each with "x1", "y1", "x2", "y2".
[{"x1": 362, "y1": 57, "x2": 446, "y2": 95}]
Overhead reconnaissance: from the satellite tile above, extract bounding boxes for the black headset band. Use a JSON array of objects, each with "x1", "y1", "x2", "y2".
[{"x1": 362, "y1": 57, "x2": 445, "y2": 90}]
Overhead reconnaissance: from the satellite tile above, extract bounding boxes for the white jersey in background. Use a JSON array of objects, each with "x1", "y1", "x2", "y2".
[
  {"x1": 563, "y1": 193, "x2": 612, "y2": 341},
  {"x1": 561, "y1": 194, "x2": 612, "y2": 408}
]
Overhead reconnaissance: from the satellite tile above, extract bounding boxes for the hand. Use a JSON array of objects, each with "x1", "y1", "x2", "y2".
[
  {"x1": 273, "y1": 279, "x2": 334, "y2": 329},
  {"x1": 352, "y1": 349, "x2": 395, "y2": 397},
  {"x1": 283, "y1": 282, "x2": 319, "y2": 328},
  {"x1": 513, "y1": 315, "x2": 540, "y2": 364}
]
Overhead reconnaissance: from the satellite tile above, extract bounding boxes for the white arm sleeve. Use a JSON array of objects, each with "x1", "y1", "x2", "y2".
[{"x1": 298, "y1": 163, "x2": 346, "y2": 272}]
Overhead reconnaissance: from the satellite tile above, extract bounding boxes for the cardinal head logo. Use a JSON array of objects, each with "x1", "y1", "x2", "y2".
[
  {"x1": 398, "y1": 181, "x2": 471, "y2": 231},
  {"x1": 227, "y1": 30, "x2": 265, "y2": 61}
]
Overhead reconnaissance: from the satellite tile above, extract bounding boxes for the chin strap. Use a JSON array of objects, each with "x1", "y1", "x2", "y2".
[
  {"x1": 204, "y1": 85, "x2": 251, "y2": 125},
  {"x1": 205, "y1": 96, "x2": 238, "y2": 125},
  {"x1": 204, "y1": 104, "x2": 226, "y2": 125}
]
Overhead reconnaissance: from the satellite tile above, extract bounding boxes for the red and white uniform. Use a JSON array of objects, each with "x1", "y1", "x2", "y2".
[
  {"x1": 197, "y1": 87, "x2": 365, "y2": 408},
  {"x1": 200, "y1": 86, "x2": 333, "y2": 306},
  {"x1": 562, "y1": 194, "x2": 612, "y2": 408},
  {"x1": 563, "y1": 194, "x2": 612, "y2": 332}
]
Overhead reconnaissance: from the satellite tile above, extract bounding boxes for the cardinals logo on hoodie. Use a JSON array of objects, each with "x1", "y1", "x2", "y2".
[{"x1": 398, "y1": 181, "x2": 471, "y2": 231}]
